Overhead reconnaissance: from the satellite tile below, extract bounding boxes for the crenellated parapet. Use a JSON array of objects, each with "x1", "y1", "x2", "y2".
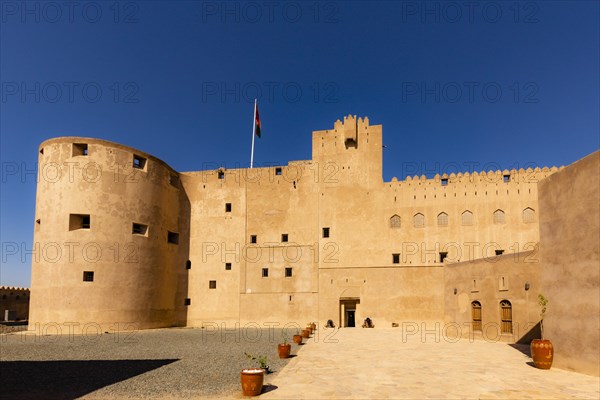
[{"x1": 390, "y1": 166, "x2": 564, "y2": 185}]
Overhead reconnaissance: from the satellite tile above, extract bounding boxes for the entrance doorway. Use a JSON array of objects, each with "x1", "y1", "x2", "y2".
[
  {"x1": 339, "y1": 298, "x2": 360, "y2": 328},
  {"x1": 346, "y1": 309, "x2": 356, "y2": 327}
]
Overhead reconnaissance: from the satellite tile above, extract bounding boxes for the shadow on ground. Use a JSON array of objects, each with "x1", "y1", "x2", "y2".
[
  {"x1": 509, "y1": 343, "x2": 531, "y2": 357},
  {"x1": 0, "y1": 359, "x2": 178, "y2": 400}
]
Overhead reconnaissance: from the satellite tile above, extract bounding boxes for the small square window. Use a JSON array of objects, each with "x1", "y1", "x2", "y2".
[
  {"x1": 322, "y1": 227, "x2": 330, "y2": 238},
  {"x1": 169, "y1": 174, "x2": 179, "y2": 188},
  {"x1": 503, "y1": 174, "x2": 510, "y2": 183},
  {"x1": 209, "y1": 280, "x2": 217, "y2": 289},
  {"x1": 275, "y1": 167, "x2": 282, "y2": 176},
  {"x1": 186, "y1": 260, "x2": 192, "y2": 270},
  {"x1": 167, "y1": 231, "x2": 179, "y2": 244},
  {"x1": 218, "y1": 171, "x2": 225, "y2": 179},
  {"x1": 133, "y1": 154, "x2": 147, "y2": 170},
  {"x1": 440, "y1": 252, "x2": 448, "y2": 263},
  {"x1": 262, "y1": 268, "x2": 269, "y2": 277},
  {"x1": 225, "y1": 203, "x2": 232, "y2": 212},
  {"x1": 225, "y1": 262, "x2": 232, "y2": 270},
  {"x1": 495, "y1": 250, "x2": 504, "y2": 256},
  {"x1": 285, "y1": 267, "x2": 293, "y2": 277},
  {"x1": 69, "y1": 214, "x2": 90, "y2": 231},
  {"x1": 83, "y1": 271, "x2": 94, "y2": 282},
  {"x1": 184, "y1": 298, "x2": 191, "y2": 306},
  {"x1": 281, "y1": 233, "x2": 288, "y2": 242},
  {"x1": 392, "y1": 253, "x2": 400, "y2": 264},
  {"x1": 441, "y1": 178, "x2": 448, "y2": 186},
  {"x1": 132, "y1": 223, "x2": 148, "y2": 236},
  {"x1": 250, "y1": 235, "x2": 257, "y2": 244},
  {"x1": 73, "y1": 143, "x2": 88, "y2": 156}
]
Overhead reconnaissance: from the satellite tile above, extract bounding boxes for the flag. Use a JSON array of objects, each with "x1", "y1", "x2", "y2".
[{"x1": 254, "y1": 103, "x2": 261, "y2": 138}]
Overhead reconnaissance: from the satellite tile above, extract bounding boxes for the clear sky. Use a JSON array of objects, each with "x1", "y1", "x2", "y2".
[{"x1": 1, "y1": 1, "x2": 598, "y2": 288}]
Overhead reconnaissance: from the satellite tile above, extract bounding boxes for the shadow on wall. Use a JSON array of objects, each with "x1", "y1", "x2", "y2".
[
  {"x1": 516, "y1": 321, "x2": 542, "y2": 345},
  {"x1": 0, "y1": 359, "x2": 178, "y2": 400}
]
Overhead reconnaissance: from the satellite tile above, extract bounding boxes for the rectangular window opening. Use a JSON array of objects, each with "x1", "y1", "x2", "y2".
[
  {"x1": 218, "y1": 170, "x2": 225, "y2": 179},
  {"x1": 285, "y1": 267, "x2": 293, "y2": 277},
  {"x1": 322, "y1": 227, "x2": 330, "y2": 238},
  {"x1": 225, "y1": 262, "x2": 232, "y2": 270},
  {"x1": 250, "y1": 235, "x2": 257, "y2": 244},
  {"x1": 73, "y1": 143, "x2": 88, "y2": 156},
  {"x1": 262, "y1": 268, "x2": 269, "y2": 277},
  {"x1": 167, "y1": 231, "x2": 179, "y2": 244},
  {"x1": 441, "y1": 178, "x2": 448, "y2": 186},
  {"x1": 281, "y1": 233, "x2": 288, "y2": 242},
  {"x1": 184, "y1": 298, "x2": 191, "y2": 306},
  {"x1": 169, "y1": 174, "x2": 179, "y2": 188},
  {"x1": 503, "y1": 174, "x2": 510, "y2": 183},
  {"x1": 133, "y1": 154, "x2": 147, "y2": 170},
  {"x1": 69, "y1": 214, "x2": 90, "y2": 231},
  {"x1": 209, "y1": 280, "x2": 217, "y2": 289},
  {"x1": 225, "y1": 203, "x2": 232, "y2": 212},
  {"x1": 275, "y1": 167, "x2": 282, "y2": 176},
  {"x1": 392, "y1": 253, "x2": 400, "y2": 264},
  {"x1": 440, "y1": 252, "x2": 448, "y2": 263},
  {"x1": 132, "y1": 223, "x2": 148, "y2": 236},
  {"x1": 495, "y1": 250, "x2": 504, "y2": 256},
  {"x1": 83, "y1": 271, "x2": 94, "y2": 282}
]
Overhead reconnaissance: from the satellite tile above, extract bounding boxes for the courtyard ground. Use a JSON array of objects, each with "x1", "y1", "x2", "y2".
[{"x1": 1, "y1": 327, "x2": 598, "y2": 399}]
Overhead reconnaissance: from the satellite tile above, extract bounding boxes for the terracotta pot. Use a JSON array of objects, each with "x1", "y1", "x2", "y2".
[
  {"x1": 278, "y1": 343, "x2": 291, "y2": 359},
  {"x1": 311, "y1": 323, "x2": 316, "y2": 330},
  {"x1": 530, "y1": 339, "x2": 553, "y2": 369},
  {"x1": 241, "y1": 368, "x2": 264, "y2": 396},
  {"x1": 301, "y1": 329, "x2": 310, "y2": 338},
  {"x1": 293, "y1": 334, "x2": 303, "y2": 344}
]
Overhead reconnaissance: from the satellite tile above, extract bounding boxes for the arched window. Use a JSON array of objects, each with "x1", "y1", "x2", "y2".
[
  {"x1": 523, "y1": 207, "x2": 535, "y2": 223},
  {"x1": 390, "y1": 214, "x2": 401, "y2": 228},
  {"x1": 493, "y1": 209, "x2": 505, "y2": 224},
  {"x1": 462, "y1": 210, "x2": 473, "y2": 226},
  {"x1": 471, "y1": 301, "x2": 482, "y2": 331},
  {"x1": 500, "y1": 300, "x2": 512, "y2": 333},
  {"x1": 413, "y1": 213, "x2": 425, "y2": 228},
  {"x1": 437, "y1": 212, "x2": 448, "y2": 226}
]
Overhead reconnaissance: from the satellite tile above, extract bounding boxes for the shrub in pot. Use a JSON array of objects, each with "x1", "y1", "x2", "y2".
[
  {"x1": 530, "y1": 294, "x2": 553, "y2": 369},
  {"x1": 241, "y1": 353, "x2": 269, "y2": 396}
]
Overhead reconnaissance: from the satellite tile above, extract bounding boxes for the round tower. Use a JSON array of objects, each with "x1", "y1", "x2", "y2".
[{"x1": 29, "y1": 137, "x2": 189, "y2": 333}]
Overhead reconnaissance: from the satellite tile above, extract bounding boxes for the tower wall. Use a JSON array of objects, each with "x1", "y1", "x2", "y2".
[{"x1": 29, "y1": 138, "x2": 189, "y2": 333}]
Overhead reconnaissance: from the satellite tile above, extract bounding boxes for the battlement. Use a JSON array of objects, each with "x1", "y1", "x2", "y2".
[
  {"x1": 390, "y1": 166, "x2": 564, "y2": 185},
  {"x1": 0, "y1": 286, "x2": 30, "y2": 293}
]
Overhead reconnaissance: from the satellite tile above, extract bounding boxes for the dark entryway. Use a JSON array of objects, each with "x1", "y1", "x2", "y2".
[{"x1": 346, "y1": 310, "x2": 355, "y2": 327}]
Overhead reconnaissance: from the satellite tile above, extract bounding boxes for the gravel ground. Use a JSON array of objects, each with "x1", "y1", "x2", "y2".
[{"x1": 0, "y1": 326, "x2": 301, "y2": 399}]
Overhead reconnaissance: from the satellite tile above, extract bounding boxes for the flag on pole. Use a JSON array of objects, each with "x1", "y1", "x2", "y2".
[
  {"x1": 250, "y1": 99, "x2": 260, "y2": 168},
  {"x1": 254, "y1": 102, "x2": 261, "y2": 138}
]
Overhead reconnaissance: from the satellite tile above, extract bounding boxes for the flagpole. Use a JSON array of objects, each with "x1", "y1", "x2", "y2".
[{"x1": 250, "y1": 98, "x2": 257, "y2": 168}]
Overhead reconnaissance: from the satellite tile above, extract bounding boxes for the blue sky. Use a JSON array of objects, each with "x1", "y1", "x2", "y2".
[{"x1": 1, "y1": 1, "x2": 599, "y2": 287}]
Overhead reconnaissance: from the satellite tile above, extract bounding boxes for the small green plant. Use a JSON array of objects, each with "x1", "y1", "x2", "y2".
[
  {"x1": 538, "y1": 294, "x2": 549, "y2": 339},
  {"x1": 245, "y1": 352, "x2": 269, "y2": 371}
]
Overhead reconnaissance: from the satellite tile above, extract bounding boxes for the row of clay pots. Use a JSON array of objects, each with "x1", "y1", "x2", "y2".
[{"x1": 242, "y1": 324, "x2": 316, "y2": 396}]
